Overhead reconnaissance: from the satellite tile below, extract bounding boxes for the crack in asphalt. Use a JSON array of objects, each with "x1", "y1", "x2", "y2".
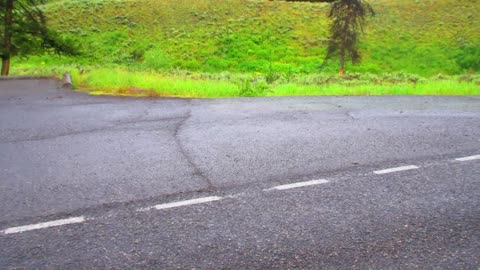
[
  {"x1": 0, "y1": 116, "x2": 187, "y2": 144},
  {"x1": 1, "y1": 151, "x2": 477, "y2": 230},
  {"x1": 0, "y1": 98, "x2": 186, "y2": 144},
  {"x1": 173, "y1": 104, "x2": 216, "y2": 192},
  {"x1": 322, "y1": 101, "x2": 358, "y2": 120}
]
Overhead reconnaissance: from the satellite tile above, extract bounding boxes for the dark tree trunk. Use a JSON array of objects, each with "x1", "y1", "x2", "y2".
[
  {"x1": 1, "y1": 0, "x2": 14, "y2": 76},
  {"x1": 339, "y1": 8, "x2": 350, "y2": 76},
  {"x1": 339, "y1": 49, "x2": 345, "y2": 75}
]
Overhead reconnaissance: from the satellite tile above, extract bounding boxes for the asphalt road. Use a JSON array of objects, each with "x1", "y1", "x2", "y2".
[{"x1": 0, "y1": 79, "x2": 479, "y2": 269}]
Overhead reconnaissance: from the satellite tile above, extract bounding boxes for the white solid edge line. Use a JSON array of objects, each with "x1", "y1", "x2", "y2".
[
  {"x1": 455, "y1": 155, "x2": 480, "y2": 162},
  {"x1": 265, "y1": 179, "x2": 329, "y2": 191},
  {"x1": 140, "y1": 196, "x2": 223, "y2": 211},
  {"x1": 3, "y1": 216, "x2": 86, "y2": 235},
  {"x1": 374, "y1": 165, "x2": 419, "y2": 175}
]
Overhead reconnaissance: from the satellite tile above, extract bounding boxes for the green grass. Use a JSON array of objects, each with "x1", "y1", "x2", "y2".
[
  {"x1": 9, "y1": 0, "x2": 480, "y2": 97},
  {"x1": 12, "y1": 0, "x2": 480, "y2": 76},
  {"x1": 270, "y1": 81, "x2": 479, "y2": 96},
  {"x1": 68, "y1": 68, "x2": 480, "y2": 97},
  {"x1": 75, "y1": 69, "x2": 239, "y2": 97}
]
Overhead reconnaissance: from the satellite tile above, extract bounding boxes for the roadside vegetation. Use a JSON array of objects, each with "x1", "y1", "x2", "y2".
[
  {"x1": 8, "y1": 0, "x2": 480, "y2": 96},
  {"x1": 14, "y1": 67, "x2": 477, "y2": 97}
]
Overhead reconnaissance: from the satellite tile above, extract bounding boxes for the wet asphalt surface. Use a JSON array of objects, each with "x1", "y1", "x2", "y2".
[{"x1": 0, "y1": 79, "x2": 479, "y2": 269}]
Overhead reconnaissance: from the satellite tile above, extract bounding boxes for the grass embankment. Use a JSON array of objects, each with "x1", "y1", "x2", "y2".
[
  {"x1": 15, "y1": 0, "x2": 480, "y2": 75},
  {"x1": 11, "y1": 0, "x2": 480, "y2": 97}
]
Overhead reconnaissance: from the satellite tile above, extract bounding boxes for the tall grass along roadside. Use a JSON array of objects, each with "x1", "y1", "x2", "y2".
[{"x1": 65, "y1": 68, "x2": 479, "y2": 98}]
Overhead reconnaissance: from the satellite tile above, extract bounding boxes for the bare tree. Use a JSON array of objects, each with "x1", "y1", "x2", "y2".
[
  {"x1": 324, "y1": 0, "x2": 374, "y2": 75},
  {"x1": 1, "y1": 0, "x2": 14, "y2": 76},
  {"x1": 1, "y1": 0, "x2": 77, "y2": 76},
  {"x1": 286, "y1": 0, "x2": 374, "y2": 75}
]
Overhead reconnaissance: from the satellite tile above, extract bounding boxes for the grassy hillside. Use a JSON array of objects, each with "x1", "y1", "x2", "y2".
[{"x1": 13, "y1": 0, "x2": 480, "y2": 76}]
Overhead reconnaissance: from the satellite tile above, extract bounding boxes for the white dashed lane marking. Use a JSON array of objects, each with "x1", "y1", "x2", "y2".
[
  {"x1": 374, "y1": 165, "x2": 419, "y2": 175},
  {"x1": 140, "y1": 196, "x2": 223, "y2": 211},
  {"x1": 2, "y1": 216, "x2": 86, "y2": 235},
  {"x1": 455, "y1": 155, "x2": 480, "y2": 162},
  {"x1": 3, "y1": 154, "x2": 476, "y2": 236},
  {"x1": 265, "y1": 179, "x2": 329, "y2": 191}
]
